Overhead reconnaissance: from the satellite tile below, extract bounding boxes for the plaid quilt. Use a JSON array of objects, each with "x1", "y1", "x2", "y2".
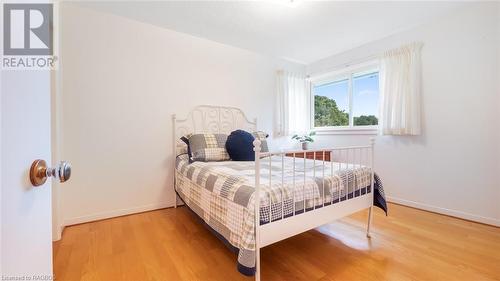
[{"x1": 175, "y1": 154, "x2": 372, "y2": 275}]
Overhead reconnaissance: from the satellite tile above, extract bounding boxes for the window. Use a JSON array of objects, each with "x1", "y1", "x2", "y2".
[{"x1": 312, "y1": 66, "x2": 379, "y2": 131}]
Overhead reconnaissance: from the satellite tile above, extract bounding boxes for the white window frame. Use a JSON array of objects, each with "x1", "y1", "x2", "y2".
[{"x1": 309, "y1": 61, "x2": 380, "y2": 135}]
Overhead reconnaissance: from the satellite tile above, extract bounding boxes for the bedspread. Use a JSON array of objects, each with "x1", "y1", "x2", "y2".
[{"x1": 174, "y1": 154, "x2": 372, "y2": 275}]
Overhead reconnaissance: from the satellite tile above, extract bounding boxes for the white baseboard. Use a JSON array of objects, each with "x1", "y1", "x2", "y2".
[
  {"x1": 60, "y1": 197, "x2": 499, "y2": 233},
  {"x1": 52, "y1": 224, "x2": 64, "y2": 242},
  {"x1": 63, "y1": 202, "x2": 172, "y2": 227},
  {"x1": 387, "y1": 196, "x2": 500, "y2": 227}
]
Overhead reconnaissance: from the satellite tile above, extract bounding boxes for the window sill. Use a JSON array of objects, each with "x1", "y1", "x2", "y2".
[{"x1": 314, "y1": 127, "x2": 378, "y2": 135}]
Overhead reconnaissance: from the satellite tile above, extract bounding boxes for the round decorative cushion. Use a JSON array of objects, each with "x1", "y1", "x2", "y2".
[{"x1": 226, "y1": 130, "x2": 256, "y2": 161}]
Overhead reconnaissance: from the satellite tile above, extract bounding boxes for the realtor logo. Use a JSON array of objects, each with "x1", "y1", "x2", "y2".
[
  {"x1": 3, "y1": 3, "x2": 53, "y2": 55},
  {"x1": 2, "y1": 3, "x2": 57, "y2": 69}
]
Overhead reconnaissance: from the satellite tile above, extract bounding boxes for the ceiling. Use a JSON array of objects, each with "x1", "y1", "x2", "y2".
[{"x1": 77, "y1": 1, "x2": 469, "y2": 64}]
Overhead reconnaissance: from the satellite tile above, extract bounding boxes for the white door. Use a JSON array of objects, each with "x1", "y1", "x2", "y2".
[{"x1": 1, "y1": 64, "x2": 54, "y2": 277}]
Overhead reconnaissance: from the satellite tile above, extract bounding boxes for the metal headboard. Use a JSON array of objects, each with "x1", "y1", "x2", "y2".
[{"x1": 172, "y1": 105, "x2": 257, "y2": 155}]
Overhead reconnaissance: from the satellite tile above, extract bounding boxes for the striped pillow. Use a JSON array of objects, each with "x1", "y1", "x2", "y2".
[
  {"x1": 252, "y1": 131, "x2": 269, "y2": 152},
  {"x1": 189, "y1": 133, "x2": 230, "y2": 162}
]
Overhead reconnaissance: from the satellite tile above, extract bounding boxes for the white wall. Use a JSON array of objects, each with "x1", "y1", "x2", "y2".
[
  {"x1": 307, "y1": 3, "x2": 500, "y2": 225},
  {"x1": 59, "y1": 4, "x2": 304, "y2": 226}
]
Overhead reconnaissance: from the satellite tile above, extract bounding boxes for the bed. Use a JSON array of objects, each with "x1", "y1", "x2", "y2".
[{"x1": 172, "y1": 105, "x2": 385, "y2": 280}]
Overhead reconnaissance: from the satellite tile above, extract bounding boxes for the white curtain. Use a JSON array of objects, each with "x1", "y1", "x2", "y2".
[
  {"x1": 275, "y1": 70, "x2": 310, "y2": 136},
  {"x1": 380, "y1": 42, "x2": 423, "y2": 135}
]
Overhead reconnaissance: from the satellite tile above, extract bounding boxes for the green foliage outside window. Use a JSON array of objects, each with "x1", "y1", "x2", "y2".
[
  {"x1": 353, "y1": 115, "x2": 378, "y2": 126},
  {"x1": 314, "y1": 95, "x2": 349, "y2": 126},
  {"x1": 314, "y1": 95, "x2": 378, "y2": 127}
]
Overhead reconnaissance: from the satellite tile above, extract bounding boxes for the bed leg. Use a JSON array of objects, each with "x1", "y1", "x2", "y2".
[
  {"x1": 253, "y1": 139, "x2": 261, "y2": 281},
  {"x1": 366, "y1": 206, "x2": 373, "y2": 238},
  {"x1": 255, "y1": 247, "x2": 261, "y2": 281},
  {"x1": 174, "y1": 195, "x2": 178, "y2": 208}
]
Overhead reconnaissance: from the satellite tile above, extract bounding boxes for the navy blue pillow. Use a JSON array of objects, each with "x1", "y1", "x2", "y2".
[{"x1": 226, "y1": 130, "x2": 255, "y2": 161}]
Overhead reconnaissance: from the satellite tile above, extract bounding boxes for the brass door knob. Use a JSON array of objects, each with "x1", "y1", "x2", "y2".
[{"x1": 29, "y1": 159, "x2": 71, "y2": 187}]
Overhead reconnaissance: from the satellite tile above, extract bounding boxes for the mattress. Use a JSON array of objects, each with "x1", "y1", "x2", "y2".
[{"x1": 174, "y1": 154, "x2": 372, "y2": 275}]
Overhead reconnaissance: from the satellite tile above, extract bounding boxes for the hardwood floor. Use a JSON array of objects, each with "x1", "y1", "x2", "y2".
[{"x1": 53, "y1": 203, "x2": 500, "y2": 281}]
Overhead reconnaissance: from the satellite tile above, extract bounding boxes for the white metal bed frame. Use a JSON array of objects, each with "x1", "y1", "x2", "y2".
[{"x1": 172, "y1": 105, "x2": 374, "y2": 281}]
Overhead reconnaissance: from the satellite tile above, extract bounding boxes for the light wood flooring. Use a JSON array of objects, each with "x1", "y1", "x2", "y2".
[{"x1": 53, "y1": 203, "x2": 500, "y2": 280}]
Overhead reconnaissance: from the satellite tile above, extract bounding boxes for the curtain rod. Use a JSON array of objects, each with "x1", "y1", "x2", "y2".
[
  {"x1": 307, "y1": 53, "x2": 380, "y2": 79},
  {"x1": 307, "y1": 41, "x2": 424, "y2": 78}
]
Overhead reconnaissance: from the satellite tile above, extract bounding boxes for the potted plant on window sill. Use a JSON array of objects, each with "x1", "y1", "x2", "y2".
[{"x1": 292, "y1": 131, "x2": 316, "y2": 150}]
